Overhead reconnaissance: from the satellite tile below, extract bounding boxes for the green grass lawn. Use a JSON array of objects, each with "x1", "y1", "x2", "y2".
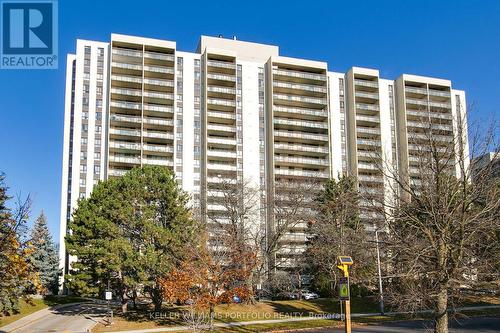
[{"x1": 0, "y1": 295, "x2": 86, "y2": 327}]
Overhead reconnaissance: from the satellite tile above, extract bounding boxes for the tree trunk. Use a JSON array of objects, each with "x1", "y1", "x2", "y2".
[
  {"x1": 434, "y1": 287, "x2": 448, "y2": 333},
  {"x1": 209, "y1": 304, "x2": 215, "y2": 329},
  {"x1": 121, "y1": 298, "x2": 128, "y2": 314}
]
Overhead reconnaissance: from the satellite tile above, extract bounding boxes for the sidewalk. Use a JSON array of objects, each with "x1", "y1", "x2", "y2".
[{"x1": 102, "y1": 305, "x2": 500, "y2": 333}]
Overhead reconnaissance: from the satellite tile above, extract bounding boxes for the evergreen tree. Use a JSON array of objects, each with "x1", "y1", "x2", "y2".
[
  {"x1": 30, "y1": 211, "x2": 60, "y2": 294},
  {"x1": 66, "y1": 166, "x2": 199, "y2": 312}
]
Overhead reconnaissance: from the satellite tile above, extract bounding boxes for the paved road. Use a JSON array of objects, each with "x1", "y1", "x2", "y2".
[
  {"x1": 299, "y1": 316, "x2": 500, "y2": 333},
  {"x1": 1, "y1": 303, "x2": 108, "y2": 333}
]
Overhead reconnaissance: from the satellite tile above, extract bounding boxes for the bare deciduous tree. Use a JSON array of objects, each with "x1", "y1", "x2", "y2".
[{"x1": 371, "y1": 109, "x2": 500, "y2": 333}]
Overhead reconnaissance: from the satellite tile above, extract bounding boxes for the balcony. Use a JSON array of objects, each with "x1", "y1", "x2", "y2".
[
  {"x1": 406, "y1": 109, "x2": 452, "y2": 121},
  {"x1": 273, "y1": 68, "x2": 327, "y2": 83},
  {"x1": 355, "y1": 91, "x2": 379, "y2": 100},
  {"x1": 274, "y1": 143, "x2": 329, "y2": 155},
  {"x1": 110, "y1": 114, "x2": 141, "y2": 125},
  {"x1": 207, "y1": 98, "x2": 236, "y2": 109},
  {"x1": 143, "y1": 65, "x2": 175, "y2": 75},
  {"x1": 143, "y1": 158, "x2": 173, "y2": 167},
  {"x1": 273, "y1": 118, "x2": 328, "y2": 131},
  {"x1": 357, "y1": 127, "x2": 381, "y2": 135},
  {"x1": 110, "y1": 101, "x2": 141, "y2": 111},
  {"x1": 429, "y1": 89, "x2": 451, "y2": 98},
  {"x1": 357, "y1": 138, "x2": 381, "y2": 148},
  {"x1": 143, "y1": 51, "x2": 175, "y2": 62},
  {"x1": 109, "y1": 128, "x2": 141, "y2": 138},
  {"x1": 358, "y1": 161, "x2": 378, "y2": 171},
  {"x1": 273, "y1": 106, "x2": 327, "y2": 119},
  {"x1": 356, "y1": 103, "x2": 380, "y2": 112},
  {"x1": 207, "y1": 137, "x2": 237, "y2": 147},
  {"x1": 274, "y1": 130, "x2": 329, "y2": 142},
  {"x1": 273, "y1": 93, "x2": 327, "y2": 107},
  {"x1": 111, "y1": 87, "x2": 142, "y2": 97},
  {"x1": 143, "y1": 144, "x2": 174, "y2": 154},
  {"x1": 207, "y1": 60, "x2": 236, "y2": 70},
  {"x1": 207, "y1": 111, "x2": 236, "y2": 122},
  {"x1": 207, "y1": 73, "x2": 236, "y2": 83},
  {"x1": 207, "y1": 149, "x2": 237, "y2": 159},
  {"x1": 405, "y1": 86, "x2": 427, "y2": 95},
  {"x1": 111, "y1": 74, "x2": 143, "y2": 85},
  {"x1": 355, "y1": 114, "x2": 380, "y2": 125},
  {"x1": 207, "y1": 163, "x2": 237, "y2": 171},
  {"x1": 143, "y1": 91, "x2": 174, "y2": 100},
  {"x1": 273, "y1": 81, "x2": 327, "y2": 94},
  {"x1": 109, "y1": 155, "x2": 141, "y2": 164},
  {"x1": 274, "y1": 168, "x2": 329, "y2": 178},
  {"x1": 429, "y1": 101, "x2": 451, "y2": 109},
  {"x1": 354, "y1": 79, "x2": 378, "y2": 88},
  {"x1": 406, "y1": 98, "x2": 428, "y2": 107},
  {"x1": 143, "y1": 131, "x2": 174, "y2": 141},
  {"x1": 358, "y1": 174, "x2": 384, "y2": 183},
  {"x1": 207, "y1": 124, "x2": 236, "y2": 134},
  {"x1": 144, "y1": 78, "x2": 174, "y2": 88},
  {"x1": 112, "y1": 61, "x2": 142, "y2": 72},
  {"x1": 144, "y1": 104, "x2": 174, "y2": 114},
  {"x1": 112, "y1": 48, "x2": 142, "y2": 59},
  {"x1": 207, "y1": 86, "x2": 236, "y2": 96},
  {"x1": 143, "y1": 117, "x2": 174, "y2": 127},
  {"x1": 108, "y1": 169, "x2": 128, "y2": 177},
  {"x1": 274, "y1": 155, "x2": 329, "y2": 167},
  {"x1": 109, "y1": 141, "x2": 141, "y2": 151},
  {"x1": 207, "y1": 177, "x2": 237, "y2": 184}
]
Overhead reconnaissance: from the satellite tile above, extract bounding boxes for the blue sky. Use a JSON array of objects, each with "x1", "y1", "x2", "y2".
[{"x1": 0, "y1": 0, "x2": 499, "y2": 242}]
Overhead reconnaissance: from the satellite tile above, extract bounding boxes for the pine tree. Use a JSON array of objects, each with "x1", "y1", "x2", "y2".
[{"x1": 30, "y1": 211, "x2": 60, "y2": 294}]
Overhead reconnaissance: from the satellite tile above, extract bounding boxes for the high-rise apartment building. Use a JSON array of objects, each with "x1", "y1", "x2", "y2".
[{"x1": 59, "y1": 34, "x2": 468, "y2": 281}]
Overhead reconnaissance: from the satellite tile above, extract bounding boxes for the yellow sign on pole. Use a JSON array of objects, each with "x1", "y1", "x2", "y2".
[{"x1": 337, "y1": 256, "x2": 353, "y2": 333}]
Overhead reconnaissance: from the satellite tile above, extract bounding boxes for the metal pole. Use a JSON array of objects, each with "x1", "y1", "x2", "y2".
[{"x1": 375, "y1": 230, "x2": 384, "y2": 315}]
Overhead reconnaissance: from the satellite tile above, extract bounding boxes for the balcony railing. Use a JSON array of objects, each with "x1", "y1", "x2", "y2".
[
  {"x1": 143, "y1": 131, "x2": 174, "y2": 140},
  {"x1": 356, "y1": 103, "x2": 380, "y2": 111},
  {"x1": 357, "y1": 139, "x2": 382, "y2": 147},
  {"x1": 355, "y1": 114, "x2": 380, "y2": 123},
  {"x1": 112, "y1": 48, "x2": 142, "y2": 58},
  {"x1": 110, "y1": 101, "x2": 141, "y2": 110},
  {"x1": 207, "y1": 163, "x2": 237, "y2": 171},
  {"x1": 274, "y1": 143, "x2": 329, "y2": 154},
  {"x1": 111, "y1": 74, "x2": 142, "y2": 84},
  {"x1": 355, "y1": 91, "x2": 379, "y2": 100},
  {"x1": 406, "y1": 109, "x2": 452, "y2": 120},
  {"x1": 143, "y1": 158, "x2": 173, "y2": 167},
  {"x1": 405, "y1": 86, "x2": 427, "y2": 95},
  {"x1": 357, "y1": 127, "x2": 381, "y2": 135},
  {"x1": 273, "y1": 118, "x2": 328, "y2": 130},
  {"x1": 207, "y1": 86, "x2": 236, "y2": 95},
  {"x1": 207, "y1": 150, "x2": 237, "y2": 159},
  {"x1": 109, "y1": 128, "x2": 141, "y2": 137},
  {"x1": 111, "y1": 87, "x2": 141, "y2": 97},
  {"x1": 143, "y1": 91, "x2": 174, "y2": 100},
  {"x1": 144, "y1": 78, "x2": 174, "y2": 87},
  {"x1": 143, "y1": 144, "x2": 174, "y2": 153},
  {"x1": 143, "y1": 65, "x2": 174, "y2": 74},
  {"x1": 358, "y1": 175, "x2": 384, "y2": 183},
  {"x1": 144, "y1": 104, "x2": 174, "y2": 113},
  {"x1": 429, "y1": 89, "x2": 451, "y2": 98},
  {"x1": 354, "y1": 79, "x2": 378, "y2": 88},
  {"x1": 207, "y1": 124, "x2": 236, "y2": 132},
  {"x1": 109, "y1": 141, "x2": 141, "y2": 151},
  {"x1": 207, "y1": 137, "x2": 237, "y2": 146},
  {"x1": 207, "y1": 60, "x2": 236, "y2": 70},
  {"x1": 274, "y1": 168, "x2": 329, "y2": 178},
  {"x1": 273, "y1": 106, "x2": 327, "y2": 118},
  {"x1": 406, "y1": 98, "x2": 428, "y2": 106},
  {"x1": 143, "y1": 118, "x2": 174, "y2": 126},
  {"x1": 108, "y1": 169, "x2": 128, "y2": 177},
  {"x1": 207, "y1": 111, "x2": 236, "y2": 120},
  {"x1": 273, "y1": 69, "x2": 327, "y2": 82},
  {"x1": 110, "y1": 114, "x2": 141, "y2": 124},
  {"x1": 273, "y1": 93, "x2": 327, "y2": 106},
  {"x1": 112, "y1": 61, "x2": 142, "y2": 71},
  {"x1": 274, "y1": 130, "x2": 329, "y2": 142},
  {"x1": 207, "y1": 73, "x2": 236, "y2": 82},
  {"x1": 429, "y1": 101, "x2": 452, "y2": 109},
  {"x1": 274, "y1": 155, "x2": 329, "y2": 166},
  {"x1": 207, "y1": 98, "x2": 236, "y2": 107},
  {"x1": 143, "y1": 52, "x2": 175, "y2": 62},
  {"x1": 273, "y1": 81, "x2": 327, "y2": 94},
  {"x1": 109, "y1": 155, "x2": 141, "y2": 164}
]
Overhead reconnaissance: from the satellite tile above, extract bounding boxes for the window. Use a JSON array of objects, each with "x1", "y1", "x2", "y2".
[
  {"x1": 84, "y1": 46, "x2": 91, "y2": 54},
  {"x1": 82, "y1": 124, "x2": 88, "y2": 132},
  {"x1": 79, "y1": 192, "x2": 85, "y2": 199},
  {"x1": 96, "y1": 86, "x2": 103, "y2": 94},
  {"x1": 80, "y1": 152, "x2": 87, "y2": 160},
  {"x1": 79, "y1": 178, "x2": 86, "y2": 186},
  {"x1": 95, "y1": 125, "x2": 101, "y2": 133},
  {"x1": 81, "y1": 138, "x2": 88, "y2": 145},
  {"x1": 80, "y1": 165, "x2": 87, "y2": 172},
  {"x1": 177, "y1": 144, "x2": 182, "y2": 152},
  {"x1": 95, "y1": 139, "x2": 101, "y2": 147},
  {"x1": 82, "y1": 112, "x2": 88, "y2": 120},
  {"x1": 94, "y1": 165, "x2": 100, "y2": 174},
  {"x1": 98, "y1": 48, "x2": 104, "y2": 57},
  {"x1": 95, "y1": 112, "x2": 102, "y2": 120},
  {"x1": 83, "y1": 84, "x2": 89, "y2": 93},
  {"x1": 194, "y1": 59, "x2": 200, "y2": 66},
  {"x1": 94, "y1": 152, "x2": 101, "y2": 160},
  {"x1": 96, "y1": 99, "x2": 102, "y2": 108}
]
